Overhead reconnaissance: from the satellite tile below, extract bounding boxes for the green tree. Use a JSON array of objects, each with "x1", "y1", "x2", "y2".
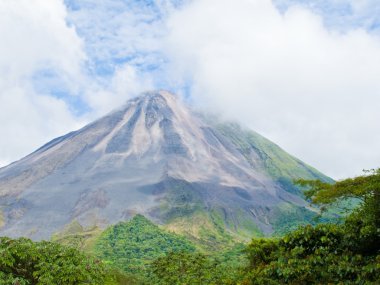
[
  {"x1": 149, "y1": 251, "x2": 241, "y2": 285},
  {"x1": 298, "y1": 168, "x2": 380, "y2": 253},
  {"x1": 244, "y1": 169, "x2": 380, "y2": 284},
  {"x1": 0, "y1": 237, "x2": 107, "y2": 285},
  {"x1": 298, "y1": 168, "x2": 379, "y2": 220},
  {"x1": 94, "y1": 214, "x2": 196, "y2": 276},
  {"x1": 246, "y1": 224, "x2": 380, "y2": 284}
]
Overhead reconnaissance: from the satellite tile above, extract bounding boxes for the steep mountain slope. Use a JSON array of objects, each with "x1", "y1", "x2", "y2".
[{"x1": 0, "y1": 91, "x2": 331, "y2": 240}]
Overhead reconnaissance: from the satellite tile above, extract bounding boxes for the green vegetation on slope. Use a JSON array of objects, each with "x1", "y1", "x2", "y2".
[
  {"x1": 51, "y1": 211, "x2": 248, "y2": 283},
  {"x1": 268, "y1": 203, "x2": 339, "y2": 236},
  {"x1": 94, "y1": 214, "x2": 196, "y2": 276},
  {"x1": 164, "y1": 209, "x2": 243, "y2": 251},
  {"x1": 93, "y1": 214, "x2": 248, "y2": 284},
  {"x1": 51, "y1": 220, "x2": 103, "y2": 252},
  {"x1": 215, "y1": 122, "x2": 333, "y2": 194},
  {"x1": 270, "y1": 204, "x2": 319, "y2": 235},
  {"x1": 153, "y1": 179, "x2": 204, "y2": 223},
  {"x1": 150, "y1": 179, "x2": 253, "y2": 247}
]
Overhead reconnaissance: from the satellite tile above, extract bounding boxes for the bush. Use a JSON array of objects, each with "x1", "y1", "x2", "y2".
[
  {"x1": 0, "y1": 237, "x2": 107, "y2": 285},
  {"x1": 149, "y1": 251, "x2": 242, "y2": 285},
  {"x1": 245, "y1": 218, "x2": 380, "y2": 284}
]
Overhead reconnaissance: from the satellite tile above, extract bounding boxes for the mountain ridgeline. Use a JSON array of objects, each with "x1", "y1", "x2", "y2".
[{"x1": 0, "y1": 91, "x2": 332, "y2": 240}]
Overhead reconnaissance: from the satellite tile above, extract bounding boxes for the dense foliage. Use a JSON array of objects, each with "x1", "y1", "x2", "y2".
[
  {"x1": 94, "y1": 214, "x2": 196, "y2": 276},
  {"x1": 0, "y1": 237, "x2": 107, "y2": 285},
  {"x1": 149, "y1": 251, "x2": 244, "y2": 285},
  {"x1": 245, "y1": 169, "x2": 380, "y2": 284},
  {"x1": 246, "y1": 225, "x2": 379, "y2": 284},
  {"x1": 300, "y1": 168, "x2": 380, "y2": 255}
]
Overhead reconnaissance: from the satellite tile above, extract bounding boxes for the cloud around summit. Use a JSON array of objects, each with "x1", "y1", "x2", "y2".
[
  {"x1": 1, "y1": 0, "x2": 380, "y2": 179},
  {"x1": 163, "y1": 0, "x2": 380, "y2": 178}
]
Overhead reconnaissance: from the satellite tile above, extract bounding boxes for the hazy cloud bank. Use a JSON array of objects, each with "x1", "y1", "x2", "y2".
[
  {"x1": 1, "y1": 0, "x2": 380, "y2": 179},
  {"x1": 163, "y1": 0, "x2": 380, "y2": 178}
]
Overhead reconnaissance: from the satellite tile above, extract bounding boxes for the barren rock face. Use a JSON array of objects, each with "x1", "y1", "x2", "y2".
[{"x1": 0, "y1": 91, "x2": 331, "y2": 239}]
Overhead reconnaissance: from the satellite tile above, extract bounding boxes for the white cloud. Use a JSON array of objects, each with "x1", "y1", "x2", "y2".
[
  {"x1": 273, "y1": 0, "x2": 380, "y2": 32},
  {"x1": 0, "y1": 0, "x2": 167, "y2": 167},
  {"x1": 164, "y1": 0, "x2": 380, "y2": 179},
  {"x1": 0, "y1": 0, "x2": 86, "y2": 166},
  {"x1": 0, "y1": 0, "x2": 85, "y2": 86},
  {"x1": 64, "y1": 0, "x2": 173, "y2": 68},
  {"x1": 84, "y1": 64, "x2": 154, "y2": 116},
  {"x1": 2, "y1": 0, "x2": 380, "y2": 180}
]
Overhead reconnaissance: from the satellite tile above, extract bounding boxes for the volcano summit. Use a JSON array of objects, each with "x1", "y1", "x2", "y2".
[{"x1": 0, "y1": 91, "x2": 331, "y2": 240}]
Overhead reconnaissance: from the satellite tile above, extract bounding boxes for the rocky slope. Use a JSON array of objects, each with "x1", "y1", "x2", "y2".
[{"x1": 0, "y1": 91, "x2": 331, "y2": 240}]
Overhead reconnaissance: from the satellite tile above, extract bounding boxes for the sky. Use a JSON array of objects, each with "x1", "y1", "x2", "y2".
[{"x1": 0, "y1": 0, "x2": 379, "y2": 179}]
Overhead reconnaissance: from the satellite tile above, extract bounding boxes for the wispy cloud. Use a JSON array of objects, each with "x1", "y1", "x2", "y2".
[{"x1": 274, "y1": 0, "x2": 380, "y2": 32}]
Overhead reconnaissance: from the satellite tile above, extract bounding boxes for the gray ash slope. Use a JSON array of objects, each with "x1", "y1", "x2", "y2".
[{"x1": 0, "y1": 91, "x2": 331, "y2": 240}]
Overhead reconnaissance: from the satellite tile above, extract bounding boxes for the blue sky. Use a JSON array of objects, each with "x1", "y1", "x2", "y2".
[
  {"x1": 60, "y1": 0, "x2": 380, "y2": 114},
  {"x1": 1, "y1": 0, "x2": 380, "y2": 178},
  {"x1": 29, "y1": 0, "x2": 380, "y2": 110}
]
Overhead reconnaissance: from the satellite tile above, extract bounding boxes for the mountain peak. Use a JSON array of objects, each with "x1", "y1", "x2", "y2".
[
  {"x1": 93, "y1": 89, "x2": 191, "y2": 157},
  {"x1": 127, "y1": 90, "x2": 179, "y2": 106},
  {"x1": 0, "y1": 91, "x2": 331, "y2": 240}
]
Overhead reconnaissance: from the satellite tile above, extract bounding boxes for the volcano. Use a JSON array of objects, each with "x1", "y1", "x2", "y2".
[{"x1": 0, "y1": 91, "x2": 331, "y2": 240}]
